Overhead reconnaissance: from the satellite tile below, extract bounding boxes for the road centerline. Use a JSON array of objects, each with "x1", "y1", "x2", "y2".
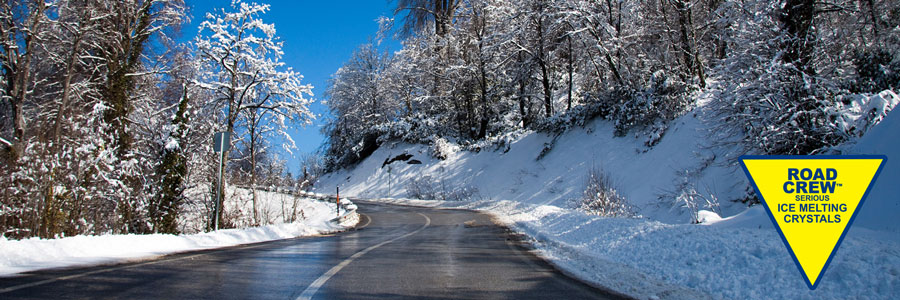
[{"x1": 296, "y1": 212, "x2": 431, "y2": 300}]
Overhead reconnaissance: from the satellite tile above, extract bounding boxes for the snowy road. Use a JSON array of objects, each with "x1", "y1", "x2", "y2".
[{"x1": 0, "y1": 200, "x2": 622, "y2": 299}]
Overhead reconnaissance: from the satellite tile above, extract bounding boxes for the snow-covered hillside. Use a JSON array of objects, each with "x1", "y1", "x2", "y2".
[
  {"x1": 314, "y1": 97, "x2": 900, "y2": 299},
  {"x1": 845, "y1": 103, "x2": 900, "y2": 234},
  {"x1": 317, "y1": 107, "x2": 746, "y2": 224}
]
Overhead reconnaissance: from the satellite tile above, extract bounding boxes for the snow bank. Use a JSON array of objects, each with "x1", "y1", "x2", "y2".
[
  {"x1": 0, "y1": 196, "x2": 357, "y2": 277},
  {"x1": 846, "y1": 105, "x2": 900, "y2": 233},
  {"x1": 360, "y1": 197, "x2": 899, "y2": 300}
]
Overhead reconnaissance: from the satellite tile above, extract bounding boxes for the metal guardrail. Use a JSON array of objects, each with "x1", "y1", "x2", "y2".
[{"x1": 332, "y1": 207, "x2": 358, "y2": 224}]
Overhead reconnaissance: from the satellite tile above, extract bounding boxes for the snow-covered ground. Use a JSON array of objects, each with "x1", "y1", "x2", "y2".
[
  {"x1": 314, "y1": 92, "x2": 900, "y2": 299},
  {"x1": 316, "y1": 104, "x2": 751, "y2": 225},
  {"x1": 177, "y1": 186, "x2": 341, "y2": 234},
  {"x1": 0, "y1": 195, "x2": 358, "y2": 277}
]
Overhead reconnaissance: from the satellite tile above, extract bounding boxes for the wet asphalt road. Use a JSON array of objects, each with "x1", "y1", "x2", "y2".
[{"x1": 0, "y1": 200, "x2": 625, "y2": 299}]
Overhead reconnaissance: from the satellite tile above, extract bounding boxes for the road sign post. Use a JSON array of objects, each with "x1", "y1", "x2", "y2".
[
  {"x1": 212, "y1": 131, "x2": 231, "y2": 231},
  {"x1": 336, "y1": 186, "x2": 340, "y2": 218}
]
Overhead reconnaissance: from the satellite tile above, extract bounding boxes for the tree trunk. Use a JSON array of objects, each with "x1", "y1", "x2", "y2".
[
  {"x1": 153, "y1": 82, "x2": 189, "y2": 234},
  {"x1": 434, "y1": 0, "x2": 457, "y2": 37},
  {"x1": 478, "y1": 51, "x2": 489, "y2": 140},
  {"x1": 869, "y1": 0, "x2": 879, "y2": 36},
  {"x1": 606, "y1": 0, "x2": 625, "y2": 85},
  {"x1": 3, "y1": 1, "x2": 46, "y2": 160},
  {"x1": 518, "y1": 80, "x2": 531, "y2": 127},
  {"x1": 673, "y1": 0, "x2": 706, "y2": 87},
  {"x1": 708, "y1": 0, "x2": 727, "y2": 59},
  {"x1": 218, "y1": 32, "x2": 244, "y2": 230},
  {"x1": 53, "y1": 30, "x2": 85, "y2": 151},
  {"x1": 780, "y1": 0, "x2": 816, "y2": 75},
  {"x1": 405, "y1": 79, "x2": 413, "y2": 117},
  {"x1": 250, "y1": 143, "x2": 258, "y2": 226},
  {"x1": 536, "y1": 11, "x2": 552, "y2": 118},
  {"x1": 103, "y1": 0, "x2": 154, "y2": 158},
  {"x1": 102, "y1": 1, "x2": 156, "y2": 234},
  {"x1": 540, "y1": 62, "x2": 552, "y2": 118},
  {"x1": 435, "y1": 0, "x2": 446, "y2": 36},
  {"x1": 567, "y1": 35, "x2": 574, "y2": 111},
  {"x1": 467, "y1": 94, "x2": 474, "y2": 138}
]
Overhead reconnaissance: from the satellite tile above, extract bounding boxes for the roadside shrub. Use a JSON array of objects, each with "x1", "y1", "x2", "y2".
[
  {"x1": 533, "y1": 71, "x2": 693, "y2": 139},
  {"x1": 443, "y1": 186, "x2": 481, "y2": 202},
  {"x1": 407, "y1": 176, "x2": 439, "y2": 200},
  {"x1": 430, "y1": 137, "x2": 459, "y2": 160},
  {"x1": 675, "y1": 186, "x2": 721, "y2": 224},
  {"x1": 660, "y1": 156, "x2": 724, "y2": 223},
  {"x1": 406, "y1": 175, "x2": 481, "y2": 201},
  {"x1": 571, "y1": 166, "x2": 635, "y2": 217},
  {"x1": 850, "y1": 49, "x2": 900, "y2": 94},
  {"x1": 613, "y1": 71, "x2": 693, "y2": 137}
]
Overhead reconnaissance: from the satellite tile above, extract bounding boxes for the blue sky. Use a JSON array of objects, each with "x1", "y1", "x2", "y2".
[{"x1": 183, "y1": 0, "x2": 401, "y2": 175}]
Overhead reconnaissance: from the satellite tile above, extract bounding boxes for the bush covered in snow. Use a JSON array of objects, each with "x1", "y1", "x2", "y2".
[
  {"x1": 430, "y1": 137, "x2": 459, "y2": 160},
  {"x1": 529, "y1": 71, "x2": 693, "y2": 141},
  {"x1": 674, "y1": 186, "x2": 721, "y2": 224},
  {"x1": 571, "y1": 166, "x2": 635, "y2": 218},
  {"x1": 611, "y1": 72, "x2": 694, "y2": 137},
  {"x1": 406, "y1": 175, "x2": 482, "y2": 202},
  {"x1": 830, "y1": 90, "x2": 900, "y2": 139},
  {"x1": 849, "y1": 49, "x2": 900, "y2": 94}
]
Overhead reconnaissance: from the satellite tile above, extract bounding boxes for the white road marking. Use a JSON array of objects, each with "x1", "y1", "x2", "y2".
[{"x1": 296, "y1": 212, "x2": 431, "y2": 300}]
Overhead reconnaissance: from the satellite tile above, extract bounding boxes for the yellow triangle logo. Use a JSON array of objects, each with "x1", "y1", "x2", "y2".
[{"x1": 739, "y1": 155, "x2": 886, "y2": 290}]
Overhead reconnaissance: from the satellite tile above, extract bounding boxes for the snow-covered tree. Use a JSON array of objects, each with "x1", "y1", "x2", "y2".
[
  {"x1": 395, "y1": 0, "x2": 460, "y2": 37},
  {"x1": 322, "y1": 0, "x2": 898, "y2": 170},
  {"x1": 0, "y1": 0, "x2": 51, "y2": 162},
  {"x1": 0, "y1": 0, "x2": 190, "y2": 238},
  {"x1": 323, "y1": 43, "x2": 392, "y2": 167},
  {"x1": 708, "y1": 0, "x2": 900, "y2": 156},
  {"x1": 195, "y1": 0, "x2": 313, "y2": 227}
]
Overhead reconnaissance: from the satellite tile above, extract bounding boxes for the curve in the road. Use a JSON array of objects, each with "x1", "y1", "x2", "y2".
[
  {"x1": 297, "y1": 212, "x2": 430, "y2": 300},
  {"x1": 0, "y1": 200, "x2": 625, "y2": 299}
]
